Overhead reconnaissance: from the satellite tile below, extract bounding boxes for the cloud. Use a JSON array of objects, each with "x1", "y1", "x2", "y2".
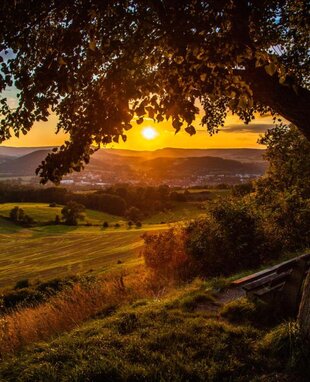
[{"x1": 221, "y1": 123, "x2": 272, "y2": 134}]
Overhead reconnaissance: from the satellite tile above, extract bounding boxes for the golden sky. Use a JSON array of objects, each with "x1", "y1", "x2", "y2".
[{"x1": 4, "y1": 112, "x2": 273, "y2": 150}]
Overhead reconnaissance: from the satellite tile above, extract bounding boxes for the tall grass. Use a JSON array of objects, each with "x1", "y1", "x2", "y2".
[{"x1": 0, "y1": 272, "x2": 151, "y2": 358}]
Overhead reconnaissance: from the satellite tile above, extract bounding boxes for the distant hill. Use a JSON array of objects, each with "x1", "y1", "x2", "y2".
[
  {"x1": 0, "y1": 149, "x2": 51, "y2": 176},
  {"x1": 141, "y1": 156, "x2": 265, "y2": 177},
  {"x1": 0, "y1": 146, "x2": 54, "y2": 158},
  {"x1": 103, "y1": 147, "x2": 266, "y2": 163},
  {"x1": 0, "y1": 146, "x2": 267, "y2": 183}
]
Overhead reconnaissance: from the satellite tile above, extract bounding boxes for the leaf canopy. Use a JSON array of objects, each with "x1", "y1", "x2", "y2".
[{"x1": 0, "y1": 0, "x2": 309, "y2": 182}]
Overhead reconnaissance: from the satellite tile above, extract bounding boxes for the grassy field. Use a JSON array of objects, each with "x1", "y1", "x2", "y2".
[
  {"x1": 0, "y1": 201, "x2": 208, "y2": 289},
  {"x1": 144, "y1": 202, "x2": 207, "y2": 224},
  {"x1": 0, "y1": 216, "x2": 170, "y2": 289},
  {"x1": 0, "y1": 202, "x2": 124, "y2": 225}
]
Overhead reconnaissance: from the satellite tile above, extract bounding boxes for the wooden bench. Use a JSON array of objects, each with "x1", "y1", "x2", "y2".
[{"x1": 232, "y1": 253, "x2": 310, "y2": 316}]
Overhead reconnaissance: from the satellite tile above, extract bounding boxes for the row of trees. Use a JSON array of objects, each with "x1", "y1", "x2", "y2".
[
  {"x1": 9, "y1": 206, "x2": 35, "y2": 226},
  {"x1": 8, "y1": 202, "x2": 85, "y2": 227},
  {"x1": 0, "y1": 184, "x2": 179, "y2": 218}
]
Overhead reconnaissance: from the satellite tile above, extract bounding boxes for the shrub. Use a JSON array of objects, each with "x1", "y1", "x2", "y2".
[
  {"x1": 261, "y1": 190, "x2": 310, "y2": 250},
  {"x1": 14, "y1": 279, "x2": 30, "y2": 290},
  {"x1": 61, "y1": 201, "x2": 85, "y2": 225},
  {"x1": 135, "y1": 221, "x2": 142, "y2": 228},
  {"x1": 125, "y1": 206, "x2": 142, "y2": 223},
  {"x1": 2, "y1": 288, "x2": 45, "y2": 311},
  {"x1": 8, "y1": 206, "x2": 35, "y2": 226},
  {"x1": 185, "y1": 199, "x2": 279, "y2": 276},
  {"x1": 142, "y1": 228, "x2": 197, "y2": 283},
  {"x1": 103, "y1": 221, "x2": 109, "y2": 228},
  {"x1": 49, "y1": 202, "x2": 57, "y2": 207},
  {"x1": 143, "y1": 199, "x2": 280, "y2": 282}
]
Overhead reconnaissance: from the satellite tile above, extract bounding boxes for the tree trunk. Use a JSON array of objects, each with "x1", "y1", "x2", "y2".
[
  {"x1": 298, "y1": 271, "x2": 310, "y2": 337},
  {"x1": 242, "y1": 66, "x2": 310, "y2": 142}
]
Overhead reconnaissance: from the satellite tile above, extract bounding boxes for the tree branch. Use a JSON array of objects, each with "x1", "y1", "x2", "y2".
[{"x1": 241, "y1": 66, "x2": 310, "y2": 141}]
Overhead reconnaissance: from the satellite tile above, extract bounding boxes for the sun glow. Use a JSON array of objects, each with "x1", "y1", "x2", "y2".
[{"x1": 142, "y1": 126, "x2": 158, "y2": 140}]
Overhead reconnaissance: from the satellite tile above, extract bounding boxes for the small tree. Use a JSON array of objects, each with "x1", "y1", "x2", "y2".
[
  {"x1": 125, "y1": 207, "x2": 142, "y2": 224},
  {"x1": 61, "y1": 201, "x2": 85, "y2": 226},
  {"x1": 9, "y1": 206, "x2": 26, "y2": 223}
]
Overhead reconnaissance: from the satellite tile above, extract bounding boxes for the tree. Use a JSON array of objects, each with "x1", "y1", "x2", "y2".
[
  {"x1": 0, "y1": 1, "x2": 309, "y2": 183},
  {"x1": 9, "y1": 206, "x2": 23, "y2": 223},
  {"x1": 253, "y1": 125, "x2": 310, "y2": 336},
  {"x1": 256, "y1": 124, "x2": 310, "y2": 200},
  {"x1": 61, "y1": 201, "x2": 85, "y2": 226},
  {"x1": 9, "y1": 206, "x2": 35, "y2": 226},
  {"x1": 254, "y1": 125, "x2": 310, "y2": 250},
  {"x1": 125, "y1": 206, "x2": 142, "y2": 223}
]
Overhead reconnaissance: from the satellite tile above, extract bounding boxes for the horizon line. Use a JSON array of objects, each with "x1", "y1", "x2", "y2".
[{"x1": 0, "y1": 145, "x2": 265, "y2": 151}]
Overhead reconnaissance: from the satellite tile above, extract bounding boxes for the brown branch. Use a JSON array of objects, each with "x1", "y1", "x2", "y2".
[{"x1": 241, "y1": 65, "x2": 310, "y2": 141}]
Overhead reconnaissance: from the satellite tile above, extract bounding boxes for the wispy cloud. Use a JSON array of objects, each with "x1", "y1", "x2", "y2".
[{"x1": 221, "y1": 123, "x2": 272, "y2": 134}]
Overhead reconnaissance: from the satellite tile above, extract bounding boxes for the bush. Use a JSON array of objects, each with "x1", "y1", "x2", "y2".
[
  {"x1": 1, "y1": 276, "x2": 79, "y2": 313},
  {"x1": 49, "y1": 202, "x2": 57, "y2": 207},
  {"x1": 185, "y1": 199, "x2": 277, "y2": 276},
  {"x1": 2, "y1": 288, "x2": 45, "y2": 311},
  {"x1": 125, "y1": 207, "x2": 142, "y2": 223},
  {"x1": 103, "y1": 221, "x2": 109, "y2": 228},
  {"x1": 14, "y1": 279, "x2": 30, "y2": 290},
  {"x1": 9, "y1": 206, "x2": 35, "y2": 226},
  {"x1": 61, "y1": 201, "x2": 85, "y2": 225},
  {"x1": 142, "y1": 228, "x2": 197, "y2": 283},
  {"x1": 261, "y1": 190, "x2": 310, "y2": 250},
  {"x1": 143, "y1": 199, "x2": 280, "y2": 282}
]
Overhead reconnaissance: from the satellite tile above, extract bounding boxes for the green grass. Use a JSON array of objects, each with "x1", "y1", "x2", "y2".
[
  {"x1": 0, "y1": 201, "x2": 207, "y2": 226},
  {"x1": 144, "y1": 202, "x2": 207, "y2": 224},
  {"x1": 0, "y1": 278, "x2": 305, "y2": 382},
  {"x1": 0, "y1": 202, "x2": 124, "y2": 225},
  {"x1": 0, "y1": 202, "x2": 170, "y2": 289},
  {"x1": 177, "y1": 188, "x2": 231, "y2": 197},
  {"x1": 0, "y1": 223, "x2": 169, "y2": 289}
]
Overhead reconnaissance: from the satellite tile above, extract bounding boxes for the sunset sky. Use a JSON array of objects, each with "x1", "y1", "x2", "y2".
[{"x1": 2, "y1": 87, "x2": 273, "y2": 150}]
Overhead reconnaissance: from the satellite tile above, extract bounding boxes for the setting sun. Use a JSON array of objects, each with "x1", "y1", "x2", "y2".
[{"x1": 142, "y1": 127, "x2": 158, "y2": 140}]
